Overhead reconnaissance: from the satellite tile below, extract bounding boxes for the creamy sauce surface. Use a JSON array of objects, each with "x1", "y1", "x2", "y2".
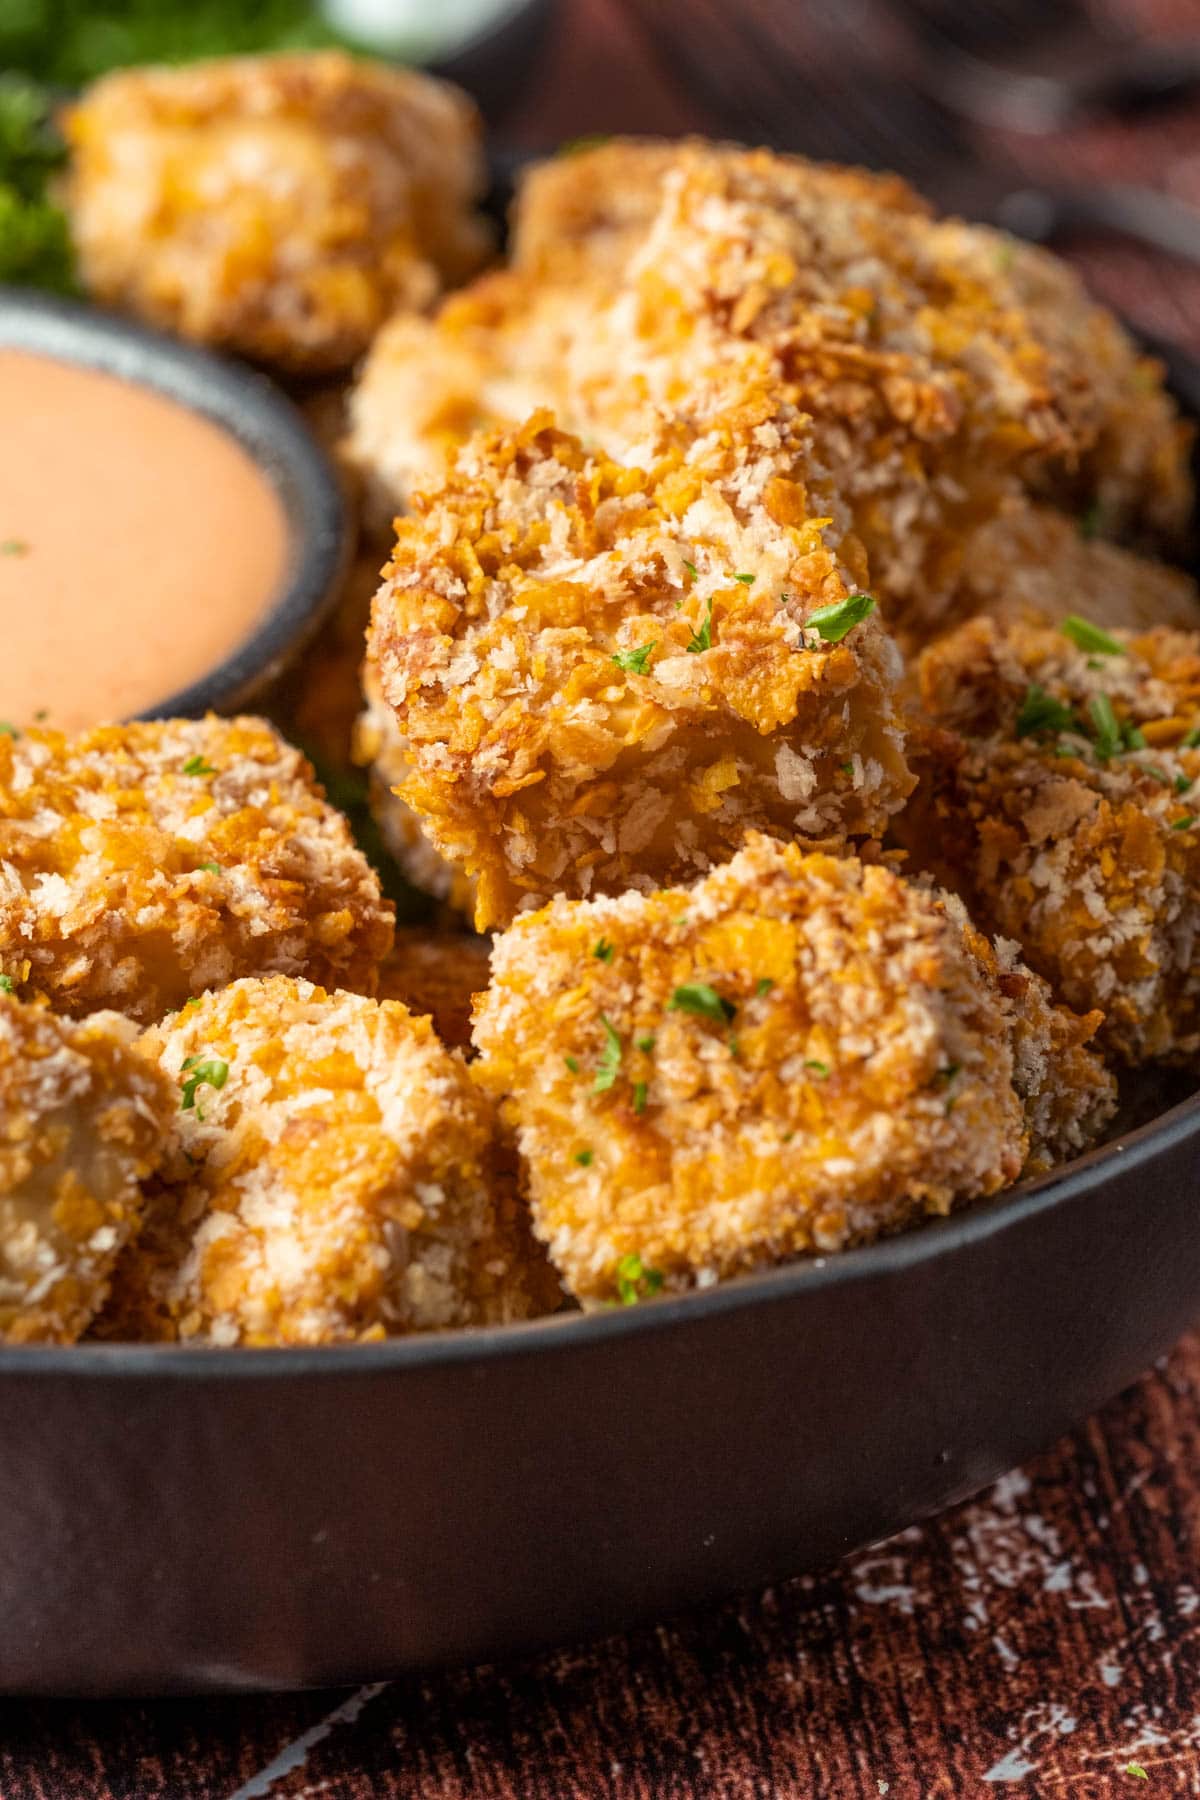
[{"x1": 0, "y1": 349, "x2": 289, "y2": 732}]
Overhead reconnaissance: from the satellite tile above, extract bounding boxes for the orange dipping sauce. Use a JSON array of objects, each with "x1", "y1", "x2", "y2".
[{"x1": 0, "y1": 349, "x2": 289, "y2": 733}]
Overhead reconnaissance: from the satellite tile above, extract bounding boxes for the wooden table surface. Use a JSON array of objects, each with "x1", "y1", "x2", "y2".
[{"x1": 10, "y1": 1, "x2": 1200, "y2": 1793}]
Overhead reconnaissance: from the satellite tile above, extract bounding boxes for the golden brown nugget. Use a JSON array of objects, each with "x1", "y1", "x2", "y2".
[
  {"x1": 0, "y1": 997, "x2": 172, "y2": 1343},
  {"x1": 472, "y1": 836, "x2": 1114, "y2": 1305},
  {"x1": 0, "y1": 717, "x2": 393, "y2": 1023},
  {"x1": 904, "y1": 615, "x2": 1200, "y2": 1064},
  {"x1": 99, "y1": 975, "x2": 552, "y2": 1345},
  {"x1": 371, "y1": 412, "x2": 912, "y2": 930},
  {"x1": 348, "y1": 140, "x2": 1190, "y2": 626},
  {"x1": 65, "y1": 52, "x2": 490, "y2": 373},
  {"x1": 377, "y1": 929, "x2": 491, "y2": 1051}
]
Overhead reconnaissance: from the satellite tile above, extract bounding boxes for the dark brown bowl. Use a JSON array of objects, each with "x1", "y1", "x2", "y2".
[{"x1": 0, "y1": 323, "x2": 1197, "y2": 1698}]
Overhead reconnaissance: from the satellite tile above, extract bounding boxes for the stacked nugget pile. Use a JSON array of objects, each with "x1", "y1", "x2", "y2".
[{"x1": 6, "y1": 79, "x2": 1200, "y2": 1343}]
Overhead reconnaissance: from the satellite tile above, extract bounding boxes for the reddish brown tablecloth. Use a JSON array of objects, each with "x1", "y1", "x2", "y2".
[{"x1": 7, "y1": 2, "x2": 1200, "y2": 1792}]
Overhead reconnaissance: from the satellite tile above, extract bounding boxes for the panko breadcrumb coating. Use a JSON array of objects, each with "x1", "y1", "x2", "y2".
[
  {"x1": 936, "y1": 502, "x2": 1200, "y2": 651},
  {"x1": 472, "y1": 835, "x2": 1114, "y2": 1305},
  {"x1": 348, "y1": 139, "x2": 1190, "y2": 632},
  {"x1": 353, "y1": 658, "x2": 477, "y2": 917},
  {"x1": 370, "y1": 411, "x2": 912, "y2": 930},
  {"x1": 0, "y1": 717, "x2": 393, "y2": 1023},
  {"x1": 377, "y1": 929, "x2": 491, "y2": 1051},
  {"x1": 904, "y1": 615, "x2": 1200, "y2": 1064},
  {"x1": 0, "y1": 997, "x2": 172, "y2": 1344},
  {"x1": 98, "y1": 975, "x2": 552, "y2": 1345},
  {"x1": 65, "y1": 52, "x2": 490, "y2": 373}
]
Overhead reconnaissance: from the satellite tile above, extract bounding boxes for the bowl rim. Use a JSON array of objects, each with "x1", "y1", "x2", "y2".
[
  {"x1": 0, "y1": 287, "x2": 348, "y2": 720},
  {"x1": 5, "y1": 1079, "x2": 1196, "y2": 1381}
]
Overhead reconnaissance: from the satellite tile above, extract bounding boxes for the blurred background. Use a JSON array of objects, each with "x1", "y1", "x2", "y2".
[{"x1": 5, "y1": 0, "x2": 1200, "y2": 343}]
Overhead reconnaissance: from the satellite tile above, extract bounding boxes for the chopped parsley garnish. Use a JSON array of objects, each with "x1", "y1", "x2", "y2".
[
  {"x1": 727, "y1": 1034, "x2": 740, "y2": 1057},
  {"x1": 1015, "y1": 684, "x2": 1078, "y2": 740},
  {"x1": 615, "y1": 1252, "x2": 664, "y2": 1305},
  {"x1": 564, "y1": 1055, "x2": 580, "y2": 1074},
  {"x1": 1088, "y1": 693, "x2": 1122, "y2": 761},
  {"x1": 183, "y1": 996, "x2": 201, "y2": 1010},
  {"x1": 636, "y1": 1034, "x2": 656, "y2": 1054},
  {"x1": 633, "y1": 1080, "x2": 648, "y2": 1114},
  {"x1": 593, "y1": 938, "x2": 615, "y2": 963},
  {"x1": 685, "y1": 597, "x2": 713, "y2": 654},
  {"x1": 806, "y1": 592, "x2": 876, "y2": 643},
  {"x1": 0, "y1": 974, "x2": 13, "y2": 993},
  {"x1": 1125, "y1": 1766, "x2": 1148, "y2": 1781},
  {"x1": 755, "y1": 977, "x2": 774, "y2": 997},
  {"x1": 1171, "y1": 816, "x2": 1196, "y2": 831},
  {"x1": 804, "y1": 1059, "x2": 829, "y2": 1078},
  {"x1": 682, "y1": 559, "x2": 697, "y2": 579},
  {"x1": 1079, "y1": 500, "x2": 1103, "y2": 540},
  {"x1": 1061, "y1": 615, "x2": 1122, "y2": 656},
  {"x1": 574, "y1": 1148, "x2": 594, "y2": 1167},
  {"x1": 611, "y1": 641, "x2": 656, "y2": 675},
  {"x1": 669, "y1": 982, "x2": 736, "y2": 1025},
  {"x1": 593, "y1": 1015, "x2": 622, "y2": 1092},
  {"x1": 199, "y1": 861, "x2": 222, "y2": 875},
  {"x1": 1176, "y1": 773, "x2": 1193, "y2": 795},
  {"x1": 0, "y1": 539, "x2": 27, "y2": 557},
  {"x1": 0, "y1": 722, "x2": 17, "y2": 738},
  {"x1": 840, "y1": 761, "x2": 854, "y2": 776},
  {"x1": 935, "y1": 1063, "x2": 961, "y2": 1084},
  {"x1": 732, "y1": 572, "x2": 755, "y2": 585},
  {"x1": 1123, "y1": 723, "x2": 1147, "y2": 750},
  {"x1": 182, "y1": 754, "x2": 216, "y2": 777},
  {"x1": 179, "y1": 1055, "x2": 228, "y2": 1115}
]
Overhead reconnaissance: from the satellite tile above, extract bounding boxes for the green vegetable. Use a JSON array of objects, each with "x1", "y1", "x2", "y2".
[
  {"x1": 1061, "y1": 615, "x2": 1122, "y2": 656},
  {"x1": 1171, "y1": 816, "x2": 1195, "y2": 831},
  {"x1": 179, "y1": 1055, "x2": 228, "y2": 1115},
  {"x1": 593, "y1": 938, "x2": 614, "y2": 963},
  {"x1": 593, "y1": 1015, "x2": 623, "y2": 1093},
  {"x1": 615, "y1": 1252, "x2": 663, "y2": 1305},
  {"x1": 574, "y1": 1148, "x2": 594, "y2": 1167},
  {"x1": 669, "y1": 982, "x2": 736, "y2": 1025},
  {"x1": 611, "y1": 641, "x2": 656, "y2": 675},
  {"x1": 732, "y1": 572, "x2": 755, "y2": 586},
  {"x1": 1015, "y1": 684, "x2": 1078, "y2": 740},
  {"x1": 0, "y1": 1, "x2": 336, "y2": 87},
  {"x1": 1088, "y1": 693, "x2": 1122, "y2": 761},
  {"x1": 755, "y1": 977, "x2": 774, "y2": 996},
  {"x1": 636, "y1": 1034, "x2": 656, "y2": 1054},
  {"x1": 0, "y1": 77, "x2": 75, "y2": 294},
  {"x1": 564, "y1": 1056, "x2": 580, "y2": 1074},
  {"x1": 806, "y1": 592, "x2": 875, "y2": 643},
  {"x1": 685, "y1": 598, "x2": 713, "y2": 654},
  {"x1": 0, "y1": 974, "x2": 13, "y2": 993}
]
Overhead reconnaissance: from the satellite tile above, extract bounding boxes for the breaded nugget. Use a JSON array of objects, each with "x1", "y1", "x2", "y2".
[
  {"x1": 377, "y1": 929, "x2": 491, "y2": 1051},
  {"x1": 353, "y1": 658, "x2": 477, "y2": 918},
  {"x1": 935, "y1": 502, "x2": 1200, "y2": 652},
  {"x1": 371, "y1": 411, "x2": 912, "y2": 930},
  {"x1": 473, "y1": 835, "x2": 1113, "y2": 1304},
  {"x1": 348, "y1": 140, "x2": 1190, "y2": 632},
  {"x1": 0, "y1": 997, "x2": 172, "y2": 1343},
  {"x1": 98, "y1": 975, "x2": 552, "y2": 1345},
  {"x1": 65, "y1": 52, "x2": 490, "y2": 373},
  {"x1": 0, "y1": 716, "x2": 393, "y2": 1023},
  {"x1": 904, "y1": 615, "x2": 1200, "y2": 1063}
]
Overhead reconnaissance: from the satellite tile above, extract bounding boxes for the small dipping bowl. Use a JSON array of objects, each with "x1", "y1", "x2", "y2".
[{"x1": 0, "y1": 289, "x2": 347, "y2": 732}]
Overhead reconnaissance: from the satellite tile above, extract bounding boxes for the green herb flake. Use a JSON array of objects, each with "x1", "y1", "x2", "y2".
[
  {"x1": 615, "y1": 1252, "x2": 664, "y2": 1306},
  {"x1": 1015, "y1": 684, "x2": 1078, "y2": 740},
  {"x1": 1172, "y1": 816, "x2": 1196, "y2": 831},
  {"x1": 564, "y1": 1055, "x2": 580, "y2": 1074},
  {"x1": 592, "y1": 1015, "x2": 623, "y2": 1092},
  {"x1": 1088, "y1": 693, "x2": 1122, "y2": 761},
  {"x1": 179, "y1": 1055, "x2": 228, "y2": 1116},
  {"x1": 685, "y1": 598, "x2": 713, "y2": 654},
  {"x1": 1125, "y1": 1766, "x2": 1149, "y2": 1781},
  {"x1": 633, "y1": 1080, "x2": 648, "y2": 1115},
  {"x1": 199, "y1": 861, "x2": 222, "y2": 875},
  {"x1": 1176, "y1": 773, "x2": 1193, "y2": 795},
  {"x1": 1184, "y1": 728, "x2": 1200, "y2": 750},
  {"x1": 755, "y1": 977, "x2": 774, "y2": 997},
  {"x1": 669, "y1": 982, "x2": 736, "y2": 1025},
  {"x1": 574, "y1": 1148, "x2": 594, "y2": 1167},
  {"x1": 0, "y1": 722, "x2": 17, "y2": 738},
  {"x1": 182, "y1": 754, "x2": 216, "y2": 777},
  {"x1": 804, "y1": 1059, "x2": 829, "y2": 1078},
  {"x1": 682, "y1": 559, "x2": 697, "y2": 579},
  {"x1": 806, "y1": 592, "x2": 876, "y2": 643},
  {"x1": 0, "y1": 974, "x2": 13, "y2": 993},
  {"x1": 636, "y1": 1034, "x2": 656, "y2": 1055},
  {"x1": 727, "y1": 1034, "x2": 740, "y2": 1057},
  {"x1": 612, "y1": 641, "x2": 656, "y2": 675},
  {"x1": 0, "y1": 539, "x2": 27, "y2": 557},
  {"x1": 1123, "y1": 723, "x2": 1147, "y2": 751},
  {"x1": 1061, "y1": 614, "x2": 1122, "y2": 656},
  {"x1": 1079, "y1": 500, "x2": 1103, "y2": 540},
  {"x1": 1138, "y1": 764, "x2": 1171, "y2": 787},
  {"x1": 732, "y1": 572, "x2": 755, "y2": 585},
  {"x1": 593, "y1": 938, "x2": 615, "y2": 963}
]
